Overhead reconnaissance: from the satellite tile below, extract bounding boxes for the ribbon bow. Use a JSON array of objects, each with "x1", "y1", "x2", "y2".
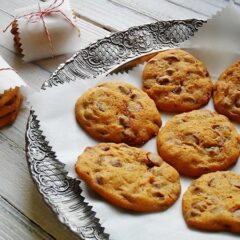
[{"x1": 4, "y1": 0, "x2": 77, "y2": 56}]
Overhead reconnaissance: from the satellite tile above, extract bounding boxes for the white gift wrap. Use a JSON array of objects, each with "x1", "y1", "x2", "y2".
[
  {"x1": 0, "y1": 56, "x2": 27, "y2": 94},
  {"x1": 15, "y1": 0, "x2": 80, "y2": 62},
  {"x1": 29, "y1": 3, "x2": 240, "y2": 240}
]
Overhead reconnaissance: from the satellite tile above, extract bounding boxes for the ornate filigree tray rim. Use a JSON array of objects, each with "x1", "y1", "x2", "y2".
[{"x1": 25, "y1": 19, "x2": 203, "y2": 240}]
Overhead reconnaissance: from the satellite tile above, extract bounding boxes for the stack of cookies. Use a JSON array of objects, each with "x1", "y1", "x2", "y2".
[
  {"x1": 0, "y1": 87, "x2": 23, "y2": 129},
  {"x1": 74, "y1": 49, "x2": 240, "y2": 234}
]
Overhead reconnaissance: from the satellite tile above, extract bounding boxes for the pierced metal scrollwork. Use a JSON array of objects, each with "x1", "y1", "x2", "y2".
[{"x1": 26, "y1": 19, "x2": 203, "y2": 239}]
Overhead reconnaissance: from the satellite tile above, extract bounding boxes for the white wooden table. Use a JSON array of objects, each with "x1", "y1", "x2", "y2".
[{"x1": 0, "y1": 0, "x2": 230, "y2": 239}]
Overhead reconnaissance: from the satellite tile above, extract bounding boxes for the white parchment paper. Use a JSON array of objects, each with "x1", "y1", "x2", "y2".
[
  {"x1": 29, "y1": 4, "x2": 240, "y2": 240},
  {"x1": 0, "y1": 56, "x2": 27, "y2": 94},
  {"x1": 16, "y1": 0, "x2": 80, "y2": 62}
]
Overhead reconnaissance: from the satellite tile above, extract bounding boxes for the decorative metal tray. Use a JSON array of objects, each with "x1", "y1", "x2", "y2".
[{"x1": 25, "y1": 19, "x2": 203, "y2": 239}]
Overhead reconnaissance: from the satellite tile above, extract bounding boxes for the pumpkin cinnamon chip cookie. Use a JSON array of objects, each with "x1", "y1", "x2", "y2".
[
  {"x1": 0, "y1": 87, "x2": 23, "y2": 129},
  {"x1": 75, "y1": 81, "x2": 161, "y2": 146},
  {"x1": 142, "y1": 49, "x2": 213, "y2": 112},
  {"x1": 75, "y1": 143, "x2": 181, "y2": 212},
  {"x1": 182, "y1": 171, "x2": 240, "y2": 233},
  {"x1": 214, "y1": 60, "x2": 240, "y2": 122},
  {"x1": 157, "y1": 109, "x2": 240, "y2": 177}
]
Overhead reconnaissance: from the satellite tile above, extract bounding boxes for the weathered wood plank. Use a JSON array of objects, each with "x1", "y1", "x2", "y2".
[
  {"x1": 203, "y1": 0, "x2": 227, "y2": 8},
  {"x1": 0, "y1": 0, "x2": 35, "y2": 14},
  {"x1": 0, "y1": 196, "x2": 55, "y2": 240},
  {"x1": 110, "y1": 0, "x2": 208, "y2": 21},
  {"x1": 0, "y1": 131, "x2": 79, "y2": 240},
  {"x1": 167, "y1": 0, "x2": 224, "y2": 16},
  {"x1": 72, "y1": 0, "x2": 155, "y2": 31},
  {"x1": 74, "y1": 0, "x2": 206, "y2": 32}
]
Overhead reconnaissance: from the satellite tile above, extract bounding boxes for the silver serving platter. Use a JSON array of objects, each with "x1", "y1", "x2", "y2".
[{"x1": 25, "y1": 19, "x2": 203, "y2": 239}]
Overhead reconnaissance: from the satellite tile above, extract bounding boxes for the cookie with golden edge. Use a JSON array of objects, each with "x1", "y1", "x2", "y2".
[
  {"x1": 157, "y1": 109, "x2": 240, "y2": 177},
  {"x1": 182, "y1": 171, "x2": 240, "y2": 233},
  {"x1": 75, "y1": 143, "x2": 181, "y2": 212},
  {"x1": 0, "y1": 111, "x2": 20, "y2": 129},
  {"x1": 142, "y1": 49, "x2": 213, "y2": 112},
  {"x1": 0, "y1": 87, "x2": 23, "y2": 129},
  {"x1": 214, "y1": 60, "x2": 240, "y2": 122},
  {"x1": 75, "y1": 81, "x2": 161, "y2": 146}
]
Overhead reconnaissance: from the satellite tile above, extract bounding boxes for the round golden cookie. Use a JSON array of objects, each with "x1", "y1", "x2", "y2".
[
  {"x1": 75, "y1": 81, "x2": 161, "y2": 146},
  {"x1": 142, "y1": 49, "x2": 213, "y2": 112},
  {"x1": 214, "y1": 60, "x2": 240, "y2": 122},
  {"x1": 75, "y1": 143, "x2": 181, "y2": 212},
  {"x1": 182, "y1": 171, "x2": 240, "y2": 233},
  {"x1": 0, "y1": 87, "x2": 23, "y2": 129},
  {"x1": 157, "y1": 109, "x2": 240, "y2": 177}
]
